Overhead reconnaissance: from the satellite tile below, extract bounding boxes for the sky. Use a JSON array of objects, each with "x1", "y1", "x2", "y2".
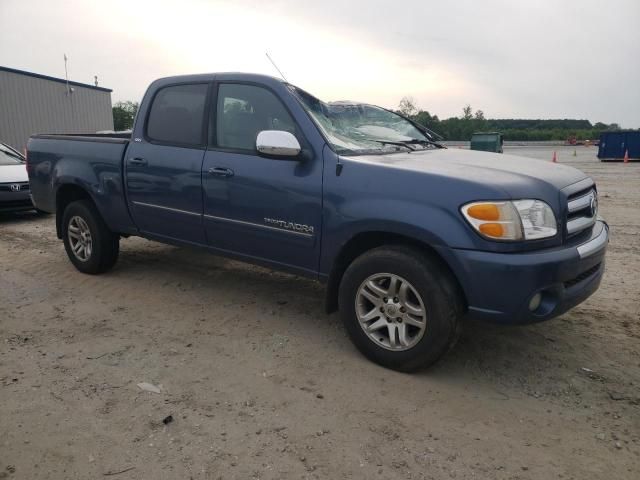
[{"x1": 1, "y1": 0, "x2": 639, "y2": 127}]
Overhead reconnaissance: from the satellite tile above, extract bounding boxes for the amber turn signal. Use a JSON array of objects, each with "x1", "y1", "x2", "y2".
[
  {"x1": 461, "y1": 201, "x2": 523, "y2": 241},
  {"x1": 478, "y1": 223, "x2": 504, "y2": 237},
  {"x1": 467, "y1": 203, "x2": 500, "y2": 221}
]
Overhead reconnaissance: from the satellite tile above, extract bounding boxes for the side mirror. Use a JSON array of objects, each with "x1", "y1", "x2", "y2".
[{"x1": 256, "y1": 130, "x2": 301, "y2": 158}]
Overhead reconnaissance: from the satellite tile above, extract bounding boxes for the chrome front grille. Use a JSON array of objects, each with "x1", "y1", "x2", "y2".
[
  {"x1": 0, "y1": 182, "x2": 30, "y2": 192},
  {"x1": 566, "y1": 187, "x2": 597, "y2": 236}
]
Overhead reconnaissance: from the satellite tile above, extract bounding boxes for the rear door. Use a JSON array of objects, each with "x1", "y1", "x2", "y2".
[
  {"x1": 201, "y1": 82, "x2": 322, "y2": 274},
  {"x1": 125, "y1": 83, "x2": 210, "y2": 244}
]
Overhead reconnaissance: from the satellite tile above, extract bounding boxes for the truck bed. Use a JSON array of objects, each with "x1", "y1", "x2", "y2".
[{"x1": 27, "y1": 133, "x2": 137, "y2": 236}]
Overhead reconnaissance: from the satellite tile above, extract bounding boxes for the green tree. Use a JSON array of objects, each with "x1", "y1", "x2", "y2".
[
  {"x1": 414, "y1": 110, "x2": 440, "y2": 132},
  {"x1": 112, "y1": 101, "x2": 139, "y2": 131},
  {"x1": 462, "y1": 104, "x2": 473, "y2": 121},
  {"x1": 398, "y1": 96, "x2": 418, "y2": 118}
]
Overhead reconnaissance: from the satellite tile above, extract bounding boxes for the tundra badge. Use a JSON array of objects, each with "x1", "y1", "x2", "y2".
[{"x1": 264, "y1": 217, "x2": 314, "y2": 235}]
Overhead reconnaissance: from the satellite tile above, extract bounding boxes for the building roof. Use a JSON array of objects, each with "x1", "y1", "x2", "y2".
[{"x1": 0, "y1": 66, "x2": 113, "y2": 93}]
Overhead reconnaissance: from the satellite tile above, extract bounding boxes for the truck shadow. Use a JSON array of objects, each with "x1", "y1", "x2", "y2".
[
  {"x1": 113, "y1": 241, "x2": 604, "y2": 396},
  {"x1": 115, "y1": 241, "x2": 327, "y2": 314},
  {"x1": 0, "y1": 210, "x2": 45, "y2": 225}
]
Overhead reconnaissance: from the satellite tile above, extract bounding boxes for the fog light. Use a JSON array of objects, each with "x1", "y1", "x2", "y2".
[{"x1": 528, "y1": 293, "x2": 542, "y2": 312}]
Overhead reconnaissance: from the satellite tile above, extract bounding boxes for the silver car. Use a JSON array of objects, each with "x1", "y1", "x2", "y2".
[{"x1": 0, "y1": 142, "x2": 34, "y2": 213}]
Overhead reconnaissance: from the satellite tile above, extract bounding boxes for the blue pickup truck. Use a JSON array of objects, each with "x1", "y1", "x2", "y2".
[{"x1": 26, "y1": 73, "x2": 608, "y2": 370}]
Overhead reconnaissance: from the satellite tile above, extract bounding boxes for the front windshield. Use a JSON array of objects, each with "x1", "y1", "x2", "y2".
[
  {"x1": 289, "y1": 86, "x2": 437, "y2": 155},
  {"x1": 0, "y1": 145, "x2": 24, "y2": 165}
]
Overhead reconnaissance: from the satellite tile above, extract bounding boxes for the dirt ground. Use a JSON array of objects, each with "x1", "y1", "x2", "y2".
[{"x1": 1, "y1": 146, "x2": 638, "y2": 479}]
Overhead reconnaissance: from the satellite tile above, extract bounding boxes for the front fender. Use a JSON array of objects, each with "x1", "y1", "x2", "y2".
[{"x1": 319, "y1": 197, "x2": 474, "y2": 275}]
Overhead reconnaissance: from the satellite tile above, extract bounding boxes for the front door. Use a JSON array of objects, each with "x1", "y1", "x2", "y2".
[
  {"x1": 125, "y1": 83, "x2": 209, "y2": 244},
  {"x1": 201, "y1": 83, "x2": 322, "y2": 274}
]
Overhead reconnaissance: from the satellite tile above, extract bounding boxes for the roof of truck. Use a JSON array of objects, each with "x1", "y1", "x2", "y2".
[{"x1": 152, "y1": 72, "x2": 285, "y2": 85}]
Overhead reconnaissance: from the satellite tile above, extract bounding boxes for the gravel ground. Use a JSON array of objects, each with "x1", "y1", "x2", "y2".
[{"x1": 1, "y1": 146, "x2": 638, "y2": 479}]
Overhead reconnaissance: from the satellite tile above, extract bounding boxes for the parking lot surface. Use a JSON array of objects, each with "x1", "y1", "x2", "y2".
[{"x1": 1, "y1": 146, "x2": 638, "y2": 479}]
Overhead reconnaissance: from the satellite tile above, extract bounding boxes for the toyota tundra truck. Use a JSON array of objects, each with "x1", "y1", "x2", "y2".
[{"x1": 26, "y1": 73, "x2": 609, "y2": 371}]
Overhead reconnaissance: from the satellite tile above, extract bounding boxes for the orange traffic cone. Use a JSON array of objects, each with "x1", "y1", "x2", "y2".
[
  {"x1": 552, "y1": 151, "x2": 557, "y2": 163},
  {"x1": 623, "y1": 149, "x2": 630, "y2": 164}
]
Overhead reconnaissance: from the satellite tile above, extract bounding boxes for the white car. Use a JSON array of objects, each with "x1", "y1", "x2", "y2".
[{"x1": 0, "y1": 142, "x2": 34, "y2": 213}]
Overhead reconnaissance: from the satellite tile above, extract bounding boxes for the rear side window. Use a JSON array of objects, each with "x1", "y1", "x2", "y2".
[
  {"x1": 215, "y1": 84, "x2": 297, "y2": 151},
  {"x1": 146, "y1": 84, "x2": 208, "y2": 146}
]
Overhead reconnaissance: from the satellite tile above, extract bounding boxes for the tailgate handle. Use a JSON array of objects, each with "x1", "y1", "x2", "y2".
[
  {"x1": 129, "y1": 157, "x2": 148, "y2": 166},
  {"x1": 208, "y1": 167, "x2": 234, "y2": 178}
]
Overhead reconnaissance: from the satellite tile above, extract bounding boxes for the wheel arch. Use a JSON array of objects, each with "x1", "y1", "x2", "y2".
[
  {"x1": 325, "y1": 231, "x2": 467, "y2": 314},
  {"x1": 55, "y1": 184, "x2": 95, "y2": 239}
]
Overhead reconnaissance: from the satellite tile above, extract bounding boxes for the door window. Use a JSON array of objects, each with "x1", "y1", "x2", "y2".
[
  {"x1": 146, "y1": 83, "x2": 208, "y2": 146},
  {"x1": 215, "y1": 84, "x2": 296, "y2": 151}
]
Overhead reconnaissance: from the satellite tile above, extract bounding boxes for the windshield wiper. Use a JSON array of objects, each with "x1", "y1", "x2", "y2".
[
  {"x1": 0, "y1": 149, "x2": 24, "y2": 161},
  {"x1": 372, "y1": 140, "x2": 415, "y2": 151},
  {"x1": 404, "y1": 138, "x2": 444, "y2": 149}
]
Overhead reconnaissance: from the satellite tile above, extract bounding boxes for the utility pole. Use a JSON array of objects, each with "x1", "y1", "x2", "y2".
[{"x1": 63, "y1": 54, "x2": 71, "y2": 95}]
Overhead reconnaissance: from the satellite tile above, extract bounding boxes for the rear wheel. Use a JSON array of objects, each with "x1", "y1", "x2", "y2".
[
  {"x1": 339, "y1": 245, "x2": 463, "y2": 371},
  {"x1": 62, "y1": 200, "x2": 119, "y2": 274}
]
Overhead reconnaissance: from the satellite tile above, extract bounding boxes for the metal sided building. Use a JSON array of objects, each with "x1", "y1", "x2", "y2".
[{"x1": 0, "y1": 66, "x2": 114, "y2": 151}]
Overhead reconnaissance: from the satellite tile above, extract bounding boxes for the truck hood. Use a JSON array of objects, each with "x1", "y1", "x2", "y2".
[
  {"x1": 343, "y1": 148, "x2": 588, "y2": 195},
  {"x1": 0, "y1": 164, "x2": 29, "y2": 183}
]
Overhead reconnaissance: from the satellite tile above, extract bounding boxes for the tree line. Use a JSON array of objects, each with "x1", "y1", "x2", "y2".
[
  {"x1": 398, "y1": 97, "x2": 624, "y2": 141},
  {"x1": 113, "y1": 97, "x2": 626, "y2": 142},
  {"x1": 112, "y1": 101, "x2": 139, "y2": 131}
]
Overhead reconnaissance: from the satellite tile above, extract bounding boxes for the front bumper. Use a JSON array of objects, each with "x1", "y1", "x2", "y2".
[
  {"x1": 439, "y1": 221, "x2": 609, "y2": 325},
  {"x1": 0, "y1": 191, "x2": 34, "y2": 213}
]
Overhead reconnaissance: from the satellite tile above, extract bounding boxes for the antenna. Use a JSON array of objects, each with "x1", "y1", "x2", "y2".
[
  {"x1": 63, "y1": 53, "x2": 71, "y2": 95},
  {"x1": 265, "y1": 52, "x2": 288, "y2": 83}
]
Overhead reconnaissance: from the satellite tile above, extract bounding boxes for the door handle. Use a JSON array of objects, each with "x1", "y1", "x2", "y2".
[
  {"x1": 208, "y1": 167, "x2": 234, "y2": 178},
  {"x1": 129, "y1": 157, "x2": 148, "y2": 167}
]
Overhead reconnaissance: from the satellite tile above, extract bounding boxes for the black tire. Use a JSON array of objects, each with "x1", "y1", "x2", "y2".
[
  {"x1": 338, "y1": 245, "x2": 463, "y2": 372},
  {"x1": 61, "y1": 200, "x2": 119, "y2": 274}
]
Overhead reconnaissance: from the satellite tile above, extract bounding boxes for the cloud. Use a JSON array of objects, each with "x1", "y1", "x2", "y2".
[{"x1": 1, "y1": 0, "x2": 638, "y2": 126}]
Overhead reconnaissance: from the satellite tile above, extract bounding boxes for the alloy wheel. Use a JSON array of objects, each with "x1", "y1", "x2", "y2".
[{"x1": 355, "y1": 273, "x2": 427, "y2": 351}]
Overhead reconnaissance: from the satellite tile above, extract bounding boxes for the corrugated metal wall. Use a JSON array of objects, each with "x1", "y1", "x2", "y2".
[{"x1": 0, "y1": 69, "x2": 114, "y2": 151}]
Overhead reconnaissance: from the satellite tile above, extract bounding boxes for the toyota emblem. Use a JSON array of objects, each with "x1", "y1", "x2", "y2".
[{"x1": 589, "y1": 195, "x2": 598, "y2": 217}]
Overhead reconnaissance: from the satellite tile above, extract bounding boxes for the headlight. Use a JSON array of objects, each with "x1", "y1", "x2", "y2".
[
  {"x1": 512, "y1": 199, "x2": 558, "y2": 239},
  {"x1": 461, "y1": 200, "x2": 557, "y2": 241}
]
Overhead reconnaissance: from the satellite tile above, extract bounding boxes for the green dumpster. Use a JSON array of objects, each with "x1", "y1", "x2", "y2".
[{"x1": 470, "y1": 132, "x2": 503, "y2": 153}]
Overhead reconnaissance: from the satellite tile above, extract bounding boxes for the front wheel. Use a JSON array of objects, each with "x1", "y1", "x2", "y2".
[
  {"x1": 338, "y1": 245, "x2": 463, "y2": 371},
  {"x1": 62, "y1": 200, "x2": 119, "y2": 274}
]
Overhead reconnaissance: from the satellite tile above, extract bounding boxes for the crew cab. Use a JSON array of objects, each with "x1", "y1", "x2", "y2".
[{"x1": 26, "y1": 73, "x2": 609, "y2": 370}]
